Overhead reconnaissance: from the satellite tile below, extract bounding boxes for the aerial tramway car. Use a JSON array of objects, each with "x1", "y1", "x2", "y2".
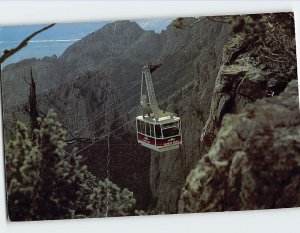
[{"x1": 136, "y1": 65, "x2": 182, "y2": 152}]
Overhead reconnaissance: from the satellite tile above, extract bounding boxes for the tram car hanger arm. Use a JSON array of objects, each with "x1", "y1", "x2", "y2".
[{"x1": 136, "y1": 64, "x2": 182, "y2": 152}]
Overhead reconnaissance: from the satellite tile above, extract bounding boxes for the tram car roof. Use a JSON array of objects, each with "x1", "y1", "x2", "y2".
[{"x1": 136, "y1": 115, "x2": 180, "y2": 124}]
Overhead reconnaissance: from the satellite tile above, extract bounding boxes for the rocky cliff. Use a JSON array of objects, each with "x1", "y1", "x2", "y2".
[
  {"x1": 150, "y1": 13, "x2": 297, "y2": 214},
  {"x1": 177, "y1": 13, "x2": 298, "y2": 213},
  {"x1": 179, "y1": 79, "x2": 300, "y2": 212}
]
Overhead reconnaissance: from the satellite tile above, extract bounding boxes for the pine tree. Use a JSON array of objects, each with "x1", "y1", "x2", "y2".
[
  {"x1": 34, "y1": 110, "x2": 88, "y2": 220},
  {"x1": 6, "y1": 109, "x2": 136, "y2": 221},
  {"x1": 76, "y1": 172, "x2": 136, "y2": 218},
  {"x1": 6, "y1": 110, "x2": 87, "y2": 220},
  {"x1": 6, "y1": 121, "x2": 40, "y2": 221}
]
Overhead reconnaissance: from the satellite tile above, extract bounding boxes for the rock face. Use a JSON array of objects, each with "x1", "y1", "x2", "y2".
[
  {"x1": 150, "y1": 13, "x2": 297, "y2": 214},
  {"x1": 39, "y1": 70, "x2": 112, "y2": 137},
  {"x1": 179, "y1": 80, "x2": 300, "y2": 212},
  {"x1": 1, "y1": 56, "x2": 63, "y2": 106},
  {"x1": 2, "y1": 70, "x2": 112, "y2": 140},
  {"x1": 201, "y1": 15, "x2": 297, "y2": 148}
]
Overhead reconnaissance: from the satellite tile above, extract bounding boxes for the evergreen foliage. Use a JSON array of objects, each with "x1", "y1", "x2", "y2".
[
  {"x1": 77, "y1": 172, "x2": 135, "y2": 217},
  {"x1": 6, "y1": 121, "x2": 40, "y2": 221},
  {"x1": 5, "y1": 109, "x2": 136, "y2": 221}
]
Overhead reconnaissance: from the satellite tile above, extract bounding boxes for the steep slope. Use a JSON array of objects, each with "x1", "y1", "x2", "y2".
[
  {"x1": 59, "y1": 21, "x2": 146, "y2": 79},
  {"x1": 176, "y1": 13, "x2": 298, "y2": 213},
  {"x1": 149, "y1": 13, "x2": 297, "y2": 214},
  {"x1": 179, "y1": 79, "x2": 300, "y2": 212},
  {"x1": 201, "y1": 31, "x2": 297, "y2": 148}
]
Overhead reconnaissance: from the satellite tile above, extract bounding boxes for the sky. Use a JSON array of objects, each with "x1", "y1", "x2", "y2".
[{"x1": 0, "y1": 19, "x2": 172, "y2": 67}]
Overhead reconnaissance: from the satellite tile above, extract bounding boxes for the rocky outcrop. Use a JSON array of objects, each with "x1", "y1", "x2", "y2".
[
  {"x1": 179, "y1": 80, "x2": 300, "y2": 212},
  {"x1": 201, "y1": 14, "x2": 297, "y2": 148}
]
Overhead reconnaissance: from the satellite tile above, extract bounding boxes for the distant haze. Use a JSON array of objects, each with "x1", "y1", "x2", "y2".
[{"x1": 0, "y1": 19, "x2": 172, "y2": 67}]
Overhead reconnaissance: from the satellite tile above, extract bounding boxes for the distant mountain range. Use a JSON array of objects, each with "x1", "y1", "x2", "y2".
[{"x1": 0, "y1": 19, "x2": 172, "y2": 67}]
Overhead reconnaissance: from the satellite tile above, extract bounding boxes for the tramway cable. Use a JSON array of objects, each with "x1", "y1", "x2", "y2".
[
  {"x1": 64, "y1": 19, "x2": 224, "y2": 152},
  {"x1": 70, "y1": 64, "x2": 220, "y2": 156}
]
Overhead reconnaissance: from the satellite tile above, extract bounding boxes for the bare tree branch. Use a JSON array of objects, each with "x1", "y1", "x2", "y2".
[{"x1": 0, "y1": 23, "x2": 56, "y2": 64}]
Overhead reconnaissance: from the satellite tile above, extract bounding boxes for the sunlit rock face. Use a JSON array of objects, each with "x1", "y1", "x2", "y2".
[{"x1": 179, "y1": 80, "x2": 300, "y2": 212}]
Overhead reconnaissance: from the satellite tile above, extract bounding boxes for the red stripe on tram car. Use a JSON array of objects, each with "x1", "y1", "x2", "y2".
[
  {"x1": 137, "y1": 133, "x2": 156, "y2": 145},
  {"x1": 156, "y1": 136, "x2": 181, "y2": 146}
]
